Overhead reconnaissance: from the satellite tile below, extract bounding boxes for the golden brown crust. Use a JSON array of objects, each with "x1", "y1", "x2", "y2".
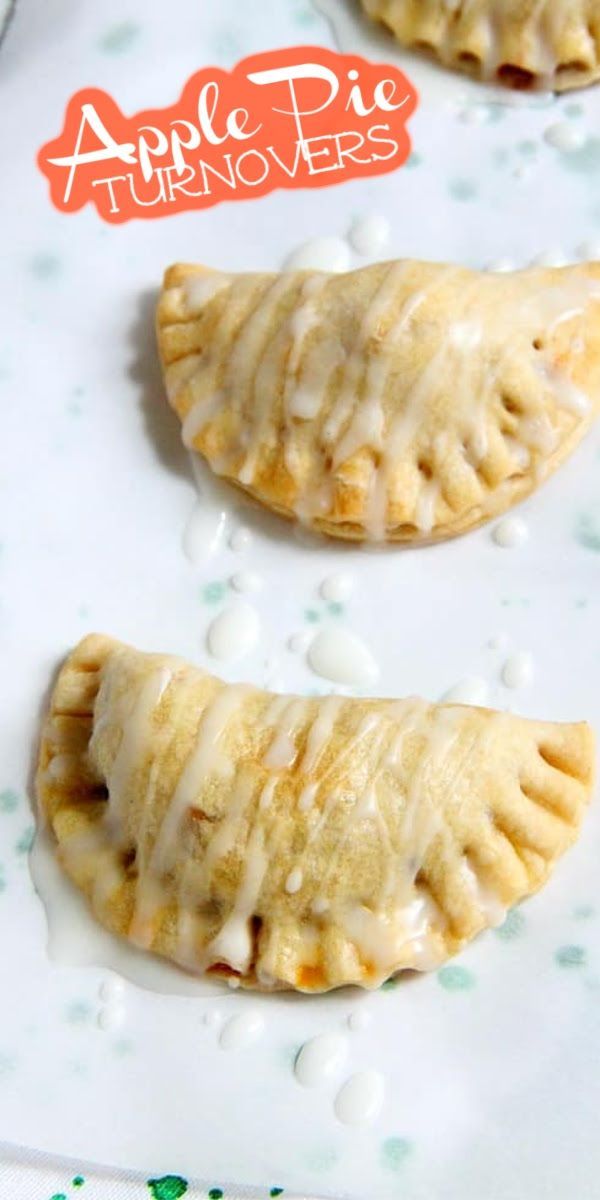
[
  {"x1": 36, "y1": 635, "x2": 595, "y2": 992},
  {"x1": 361, "y1": 0, "x2": 600, "y2": 92},
  {"x1": 156, "y1": 259, "x2": 600, "y2": 544}
]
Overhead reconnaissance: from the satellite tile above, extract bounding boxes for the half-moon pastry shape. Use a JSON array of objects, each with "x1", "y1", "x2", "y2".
[
  {"x1": 156, "y1": 260, "x2": 600, "y2": 544},
  {"x1": 36, "y1": 634, "x2": 594, "y2": 992},
  {"x1": 360, "y1": 0, "x2": 600, "y2": 93}
]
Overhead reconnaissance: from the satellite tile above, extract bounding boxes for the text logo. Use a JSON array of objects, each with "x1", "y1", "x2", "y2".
[{"x1": 37, "y1": 46, "x2": 418, "y2": 223}]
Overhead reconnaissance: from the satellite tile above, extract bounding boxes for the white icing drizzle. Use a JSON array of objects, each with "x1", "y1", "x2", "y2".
[
  {"x1": 99, "y1": 666, "x2": 174, "y2": 838},
  {"x1": 184, "y1": 273, "x2": 232, "y2": 312},
  {"x1": 207, "y1": 822, "x2": 267, "y2": 974},
  {"x1": 298, "y1": 782, "x2": 318, "y2": 813},
  {"x1": 301, "y1": 695, "x2": 343, "y2": 774},
  {"x1": 461, "y1": 859, "x2": 507, "y2": 928}
]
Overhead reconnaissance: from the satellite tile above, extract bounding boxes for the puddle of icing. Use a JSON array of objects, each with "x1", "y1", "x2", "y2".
[
  {"x1": 334, "y1": 1069, "x2": 385, "y2": 1127},
  {"x1": 206, "y1": 601, "x2": 260, "y2": 662},
  {"x1": 294, "y1": 1032, "x2": 348, "y2": 1088},
  {"x1": 30, "y1": 825, "x2": 222, "y2": 998},
  {"x1": 283, "y1": 235, "x2": 351, "y2": 273},
  {"x1": 307, "y1": 627, "x2": 379, "y2": 687}
]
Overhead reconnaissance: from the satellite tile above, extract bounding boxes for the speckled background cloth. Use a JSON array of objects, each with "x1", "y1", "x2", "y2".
[{"x1": 0, "y1": 1142, "x2": 309, "y2": 1200}]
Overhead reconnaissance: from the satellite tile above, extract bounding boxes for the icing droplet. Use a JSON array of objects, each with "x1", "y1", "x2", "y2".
[
  {"x1": 182, "y1": 503, "x2": 227, "y2": 564},
  {"x1": 307, "y1": 627, "x2": 379, "y2": 687},
  {"x1": 202, "y1": 1008, "x2": 220, "y2": 1027},
  {"x1": 97, "y1": 1004, "x2": 125, "y2": 1032},
  {"x1": 348, "y1": 212, "x2": 390, "y2": 257},
  {"x1": 287, "y1": 630, "x2": 312, "y2": 654},
  {"x1": 319, "y1": 572, "x2": 354, "y2": 604},
  {"x1": 544, "y1": 122, "x2": 587, "y2": 153},
  {"x1": 492, "y1": 517, "x2": 529, "y2": 548},
  {"x1": 230, "y1": 570, "x2": 262, "y2": 595},
  {"x1": 229, "y1": 526, "x2": 252, "y2": 552},
  {"x1": 577, "y1": 240, "x2": 600, "y2": 260},
  {"x1": 487, "y1": 258, "x2": 517, "y2": 273},
  {"x1": 99, "y1": 977, "x2": 125, "y2": 1004},
  {"x1": 283, "y1": 236, "x2": 351, "y2": 273},
  {"x1": 294, "y1": 1032, "x2": 348, "y2": 1088},
  {"x1": 219, "y1": 1010, "x2": 264, "y2": 1050},
  {"x1": 334, "y1": 1070, "x2": 385, "y2": 1126},
  {"x1": 501, "y1": 652, "x2": 534, "y2": 689},
  {"x1": 285, "y1": 867, "x2": 303, "y2": 894},
  {"x1": 487, "y1": 633, "x2": 510, "y2": 652},
  {"x1": 206, "y1": 602, "x2": 260, "y2": 662},
  {"x1": 311, "y1": 897, "x2": 329, "y2": 916},
  {"x1": 529, "y1": 249, "x2": 571, "y2": 268},
  {"x1": 347, "y1": 1008, "x2": 371, "y2": 1032},
  {"x1": 440, "y1": 677, "x2": 490, "y2": 706}
]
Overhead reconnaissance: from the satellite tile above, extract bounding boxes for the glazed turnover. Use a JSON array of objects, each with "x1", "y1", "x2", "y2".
[
  {"x1": 36, "y1": 635, "x2": 594, "y2": 992},
  {"x1": 157, "y1": 260, "x2": 600, "y2": 543},
  {"x1": 360, "y1": 0, "x2": 600, "y2": 92}
]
